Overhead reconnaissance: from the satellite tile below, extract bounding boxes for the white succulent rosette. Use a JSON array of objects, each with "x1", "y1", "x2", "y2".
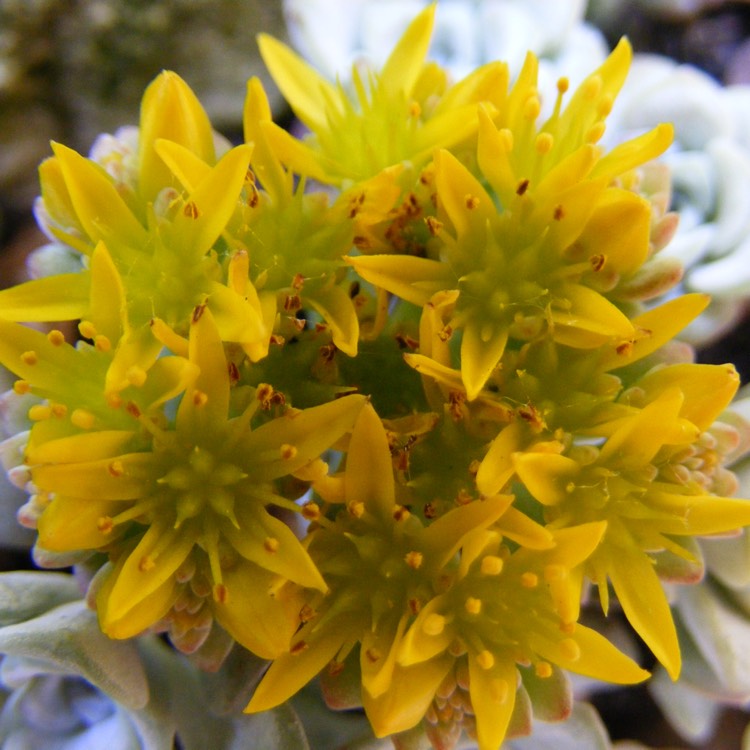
[
  {"x1": 283, "y1": 0, "x2": 608, "y2": 91},
  {"x1": 606, "y1": 54, "x2": 750, "y2": 345}
]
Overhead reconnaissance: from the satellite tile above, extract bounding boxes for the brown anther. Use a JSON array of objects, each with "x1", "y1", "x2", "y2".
[
  {"x1": 437, "y1": 325, "x2": 453, "y2": 342},
  {"x1": 192, "y1": 304, "x2": 207, "y2": 323},
  {"x1": 263, "y1": 537, "x2": 280, "y2": 553},
  {"x1": 97, "y1": 516, "x2": 114, "y2": 534},
  {"x1": 448, "y1": 390, "x2": 466, "y2": 421},
  {"x1": 455, "y1": 489, "x2": 472, "y2": 506},
  {"x1": 299, "y1": 604, "x2": 315, "y2": 623},
  {"x1": 425, "y1": 216, "x2": 443, "y2": 236},
  {"x1": 280, "y1": 443, "x2": 298, "y2": 460},
  {"x1": 365, "y1": 647, "x2": 382, "y2": 663},
  {"x1": 465, "y1": 194, "x2": 480, "y2": 210},
  {"x1": 348, "y1": 501, "x2": 365, "y2": 518},
  {"x1": 405, "y1": 551, "x2": 423, "y2": 570},
  {"x1": 516, "y1": 179, "x2": 530, "y2": 196},
  {"x1": 353, "y1": 235, "x2": 373, "y2": 250},
  {"x1": 283, "y1": 293, "x2": 301, "y2": 312},
  {"x1": 21, "y1": 351, "x2": 38, "y2": 366},
  {"x1": 193, "y1": 390, "x2": 208, "y2": 407},
  {"x1": 47, "y1": 330, "x2": 65, "y2": 346},
  {"x1": 320, "y1": 343, "x2": 337, "y2": 363},
  {"x1": 183, "y1": 200, "x2": 201, "y2": 219},
  {"x1": 327, "y1": 660, "x2": 344, "y2": 676},
  {"x1": 227, "y1": 361, "x2": 240, "y2": 385},
  {"x1": 468, "y1": 459, "x2": 480, "y2": 477},
  {"x1": 424, "y1": 502, "x2": 437, "y2": 519},
  {"x1": 314, "y1": 322, "x2": 328, "y2": 333},
  {"x1": 393, "y1": 505, "x2": 411, "y2": 522},
  {"x1": 517, "y1": 403, "x2": 546, "y2": 431},
  {"x1": 247, "y1": 184, "x2": 260, "y2": 208},
  {"x1": 553, "y1": 205, "x2": 565, "y2": 221},
  {"x1": 291, "y1": 640, "x2": 309, "y2": 655},
  {"x1": 394, "y1": 333, "x2": 419, "y2": 350},
  {"x1": 292, "y1": 273, "x2": 305, "y2": 290},
  {"x1": 270, "y1": 334, "x2": 286, "y2": 346},
  {"x1": 213, "y1": 583, "x2": 229, "y2": 604},
  {"x1": 616, "y1": 341, "x2": 634, "y2": 357},
  {"x1": 50, "y1": 403, "x2": 67, "y2": 418},
  {"x1": 126, "y1": 402, "x2": 142, "y2": 418},
  {"x1": 408, "y1": 598, "x2": 422, "y2": 615},
  {"x1": 108, "y1": 460, "x2": 125, "y2": 477},
  {"x1": 590, "y1": 254, "x2": 606, "y2": 272},
  {"x1": 139, "y1": 555, "x2": 156, "y2": 572}
]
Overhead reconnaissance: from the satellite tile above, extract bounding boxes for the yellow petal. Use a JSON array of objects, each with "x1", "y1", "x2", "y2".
[
  {"x1": 88, "y1": 241, "x2": 126, "y2": 343},
  {"x1": 27, "y1": 430, "x2": 137, "y2": 465},
  {"x1": 138, "y1": 71, "x2": 215, "y2": 203},
  {"x1": 592, "y1": 123, "x2": 673, "y2": 182},
  {"x1": 460, "y1": 320, "x2": 509, "y2": 402},
  {"x1": 105, "y1": 324, "x2": 163, "y2": 396},
  {"x1": 476, "y1": 421, "x2": 530, "y2": 497},
  {"x1": 305, "y1": 283, "x2": 359, "y2": 357},
  {"x1": 360, "y1": 615, "x2": 409, "y2": 699},
  {"x1": 153, "y1": 138, "x2": 211, "y2": 194},
  {"x1": 38, "y1": 496, "x2": 126, "y2": 551},
  {"x1": 648, "y1": 492, "x2": 750, "y2": 536},
  {"x1": 0, "y1": 273, "x2": 90, "y2": 322},
  {"x1": 397, "y1": 597, "x2": 454, "y2": 666},
  {"x1": 469, "y1": 656, "x2": 518, "y2": 750},
  {"x1": 513, "y1": 452, "x2": 580, "y2": 506}
]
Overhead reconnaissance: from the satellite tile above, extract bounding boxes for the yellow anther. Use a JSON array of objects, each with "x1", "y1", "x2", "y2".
[
  {"x1": 47, "y1": 329, "x2": 65, "y2": 346},
  {"x1": 348, "y1": 501, "x2": 365, "y2": 518},
  {"x1": 302, "y1": 502, "x2": 320, "y2": 521},
  {"x1": 139, "y1": 555, "x2": 156, "y2": 572},
  {"x1": 50, "y1": 403, "x2": 68, "y2": 418},
  {"x1": 586, "y1": 122, "x2": 606, "y2": 143},
  {"x1": 560, "y1": 621, "x2": 577, "y2": 635},
  {"x1": 126, "y1": 366, "x2": 147, "y2": 387},
  {"x1": 535, "y1": 132, "x2": 554, "y2": 154},
  {"x1": 183, "y1": 200, "x2": 201, "y2": 219},
  {"x1": 28, "y1": 404, "x2": 52, "y2": 421},
  {"x1": 560, "y1": 638, "x2": 581, "y2": 661},
  {"x1": 490, "y1": 678, "x2": 509, "y2": 703},
  {"x1": 476, "y1": 650, "x2": 495, "y2": 670},
  {"x1": 521, "y1": 572, "x2": 539, "y2": 588},
  {"x1": 107, "y1": 460, "x2": 125, "y2": 477},
  {"x1": 192, "y1": 390, "x2": 208, "y2": 407},
  {"x1": 582, "y1": 75, "x2": 602, "y2": 100},
  {"x1": 71, "y1": 409, "x2": 96, "y2": 430},
  {"x1": 464, "y1": 597, "x2": 482, "y2": 615},
  {"x1": 78, "y1": 321, "x2": 97, "y2": 340},
  {"x1": 535, "y1": 661, "x2": 553, "y2": 678},
  {"x1": 425, "y1": 216, "x2": 443, "y2": 236},
  {"x1": 423, "y1": 613, "x2": 447, "y2": 636},
  {"x1": 299, "y1": 604, "x2": 315, "y2": 623},
  {"x1": 464, "y1": 194, "x2": 480, "y2": 210},
  {"x1": 106, "y1": 393, "x2": 123, "y2": 409},
  {"x1": 557, "y1": 76, "x2": 570, "y2": 95},
  {"x1": 280, "y1": 443, "x2": 297, "y2": 460},
  {"x1": 523, "y1": 96, "x2": 541, "y2": 120},
  {"x1": 264, "y1": 537, "x2": 280, "y2": 553},
  {"x1": 598, "y1": 93, "x2": 614, "y2": 117},
  {"x1": 498, "y1": 128, "x2": 514, "y2": 151},
  {"x1": 393, "y1": 505, "x2": 411, "y2": 522},
  {"x1": 13, "y1": 380, "x2": 30, "y2": 395},
  {"x1": 405, "y1": 551, "x2": 423, "y2": 570},
  {"x1": 94, "y1": 335, "x2": 112, "y2": 353},
  {"x1": 409, "y1": 100, "x2": 421, "y2": 118},
  {"x1": 97, "y1": 516, "x2": 114, "y2": 535},
  {"x1": 21, "y1": 351, "x2": 38, "y2": 366},
  {"x1": 480, "y1": 555, "x2": 504, "y2": 576}
]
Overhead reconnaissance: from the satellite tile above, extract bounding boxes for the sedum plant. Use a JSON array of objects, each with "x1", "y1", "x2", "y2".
[{"x1": 1, "y1": 5, "x2": 749, "y2": 749}]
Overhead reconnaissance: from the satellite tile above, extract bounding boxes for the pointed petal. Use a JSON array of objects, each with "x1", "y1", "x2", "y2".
[
  {"x1": 245, "y1": 619, "x2": 350, "y2": 713},
  {"x1": 0, "y1": 272, "x2": 90, "y2": 322},
  {"x1": 138, "y1": 71, "x2": 215, "y2": 203},
  {"x1": 306, "y1": 283, "x2": 359, "y2": 357},
  {"x1": 469, "y1": 657, "x2": 518, "y2": 750},
  {"x1": 497, "y1": 506, "x2": 554, "y2": 549},
  {"x1": 257, "y1": 34, "x2": 341, "y2": 132},
  {"x1": 89, "y1": 241, "x2": 126, "y2": 343},
  {"x1": 223, "y1": 507, "x2": 326, "y2": 591},
  {"x1": 153, "y1": 138, "x2": 211, "y2": 193},
  {"x1": 593, "y1": 124, "x2": 673, "y2": 182},
  {"x1": 261, "y1": 121, "x2": 335, "y2": 184},
  {"x1": 105, "y1": 324, "x2": 164, "y2": 396},
  {"x1": 213, "y1": 561, "x2": 301, "y2": 659},
  {"x1": 380, "y1": 4, "x2": 435, "y2": 96},
  {"x1": 52, "y1": 142, "x2": 147, "y2": 249},
  {"x1": 38, "y1": 496, "x2": 126, "y2": 551},
  {"x1": 513, "y1": 452, "x2": 580, "y2": 506},
  {"x1": 460, "y1": 320, "x2": 509, "y2": 401},
  {"x1": 207, "y1": 281, "x2": 270, "y2": 354},
  {"x1": 397, "y1": 597, "x2": 454, "y2": 666},
  {"x1": 166, "y1": 144, "x2": 253, "y2": 263},
  {"x1": 648, "y1": 492, "x2": 750, "y2": 536},
  {"x1": 476, "y1": 421, "x2": 529, "y2": 497},
  {"x1": 364, "y1": 658, "x2": 453, "y2": 738},
  {"x1": 239, "y1": 394, "x2": 366, "y2": 481},
  {"x1": 27, "y1": 430, "x2": 137, "y2": 464},
  {"x1": 347, "y1": 254, "x2": 455, "y2": 307},
  {"x1": 360, "y1": 615, "x2": 409, "y2": 699}
]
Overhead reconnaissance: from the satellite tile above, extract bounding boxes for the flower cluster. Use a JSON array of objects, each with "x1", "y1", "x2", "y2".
[{"x1": 1, "y1": 6, "x2": 749, "y2": 750}]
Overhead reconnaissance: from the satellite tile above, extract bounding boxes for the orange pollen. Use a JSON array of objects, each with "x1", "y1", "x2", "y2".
[
  {"x1": 348, "y1": 501, "x2": 365, "y2": 518},
  {"x1": 408, "y1": 597, "x2": 422, "y2": 615},
  {"x1": 106, "y1": 393, "x2": 123, "y2": 409},
  {"x1": 366, "y1": 647, "x2": 382, "y2": 663},
  {"x1": 47, "y1": 329, "x2": 65, "y2": 346},
  {"x1": 280, "y1": 443, "x2": 297, "y2": 460},
  {"x1": 516, "y1": 179, "x2": 530, "y2": 196},
  {"x1": 20, "y1": 351, "x2": 38, "y2": 366},
  {"x1": 536, "y1": 661, "x2": 553, "y2": 678},
  {"x1": 108, "y1": 460, "x2": 125, "y2": 477},
  {"x1": 425, "y1": 216, "x2": 443, "y2": 236},
  {"x1": 78, "y1": 321, "x2": 97, "y2": 339},
  {"x1": 405, "y1": 551, "x2": 423, "y2": 570},
  {"x1": 465, "y1": 194, "x2": 480, "y2": 210},
  {"x1": 299, "y1": 604, "x2": 315, "y2": 623},
  {"x1": 125, "y1": 401, "x2": 142, "y2": 418},
  {"x1": 302, "y1": 502, "x2": 320, "y2": 521},
  {"x1": 50, "y1": 403, "x2": 67, "y2": 418},
  {"x1": 213, "y1": 583, "x2": 229, "y2": 604},
  {"x1": 291, "y1": 640, "x2": 309, "y2": 655},
  {"x1": 97, "y1": 516, "x2": 114, "y2": 534},
  {"x1": 192, "y1": 390, "x2": 208, "y2": 407},
  {"x1": 183, "y1": 201, "x2": 201, "y2": 219}
]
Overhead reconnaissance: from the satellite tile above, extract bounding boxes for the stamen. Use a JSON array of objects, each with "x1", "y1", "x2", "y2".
[
  {"x1": 464, "y1": 194, "x2": 480, "y2": 210},
  {"x1": 213, "y1": 583, "x2": 229, "y2": 603},
  {"x1": 365, "y1": 647, "x2": 382, "y2": 663},
  {"x1": 264, "y1": 537, "x2": 280, "y2": 553},
  {"x1": 425, "y1": 216, "x2": 443, "y2": 236},
  {"x1": 291, "y1": 640, "x2": 309, "y2": 655},
  {"x1": 21, "y1": 351, "x2": 38, "y2": 366},
  {"x1": 97, "y1": 516, "x2": 114, "y2": 534},
  {"x1": 71, "y1": 409, "x2": 96, "y2": 430},
  {"x1": 480, "y1": 555, "x2": 504, "y2": 576},
  {"x1": 47, "y1": 330, "x2": 65, "y2": 346},
  {"x1": 78, "y1": 321, "x2": 97, "y2": 339},
  {"x1": 13, "y1": 380, "x2": 30, "y2": 395},
  {"x1": 560, "y1": 638, "x2": 581, "y2": 661},
  {"x1": 516, "y1": 179, "x2": 530, "y2": 196},
  {"x1": 392, "y1": 505, "x2": 410, "y2": 522},
  {"x1": 405, "y1": 551, "x2": 423, "y2": 570},
  {"x1": 28, "y1": 404, "x2": 52, "y2": 421},
  {"x1": 348, "y1": 501, "x2": 365, "y2": 518},
  {"x1": 183, "y1": 201, "x2": 201, "y2": 219},
  {"x1": 302, "y1": 502, "x2": 320, "y2": 521},
  {"x1": 192, "y1": 390, "x2": 208, "y2": 407},
  {"x1": 94, "y1": 335, "x2": 112, "y2": 353},
  {"x1": 126, "y1": 366, "x2": 147, "y2": 387},
  {"x1": 423, "y1": 613, "x2": 447, "y2": 636},
  {"x1": 521, "y1": 572, "x2": 539, "y2": 588},
  {"x1": 465, "y1": 597, "x2": 482, "y2": 614},
  {"x1": 536, "y1": 661, "x2": 553, "y2": 678},
  {"x1": 476, "y1": 649, "x2": 495, "y2": 670},
  {"x1": 280, "y1": 443, "x2": 297, "y2": 460},
  {"x1": 50, "y1": 403, "x2": 67, "y2": 418}
]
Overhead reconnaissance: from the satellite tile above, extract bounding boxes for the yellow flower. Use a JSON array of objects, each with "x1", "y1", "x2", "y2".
[
  {"x1": 349, "y1": 39, "x2": 674, "y2": 400},
  {"x1": 513, "y1": 362, "x2": 750, "y2": 679},
  {"x1": 0, "y1": 72, "x2": 272, "y2": 361},
  {"x1": 396, "y1": 524, "x2": 648, "y2": 750},
  {"x1": 257, "y1": 3, "x2": 507, "y2": 186},
  {"x1": 246, "y1": 404, "x2": 530, "y2": 727},
  {"x1": 3, "y1": 283, "x2": 365, "y2": 656}
]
